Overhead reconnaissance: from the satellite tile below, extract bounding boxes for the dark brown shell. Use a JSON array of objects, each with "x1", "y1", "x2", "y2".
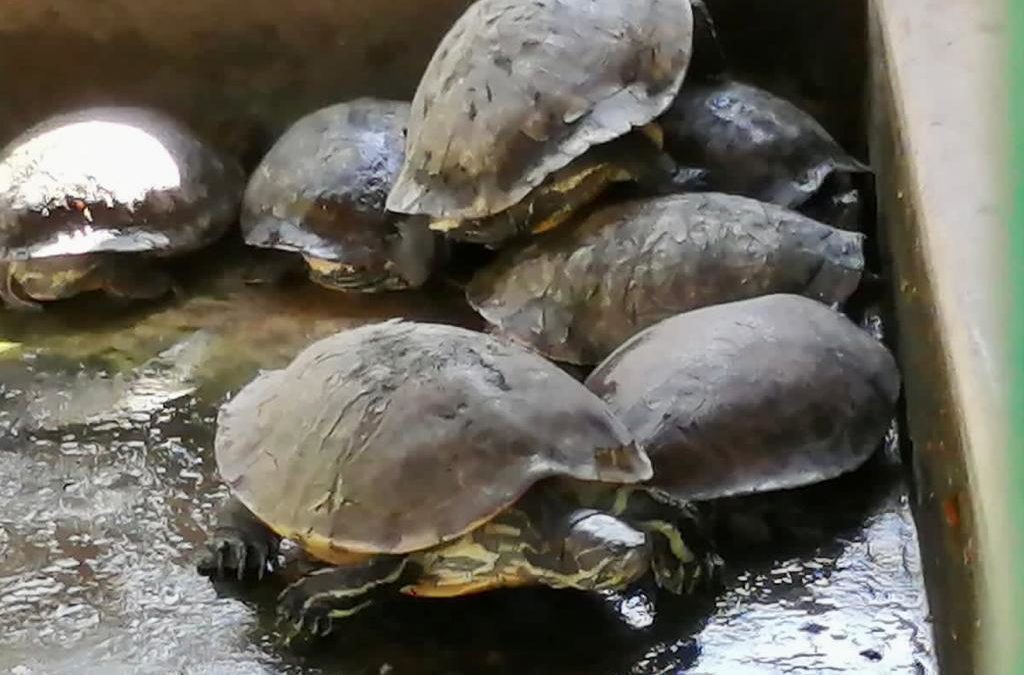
[
  {"x1": 585, "y1": 295, "x2": 900, "y2": 501},
  {"x1": 467, "y1": 192, "x2": 864, "y2": 365},
  {"x1": 215, "y1": 320, "x2": 650, "y2": 555},
  {"x1": 242, "y1": 99, "x2": 436, "y2": 289},
  {"x1": 660, "y1": 80, "x2": 869, "y2": 213},
  {"x1": 385, "y1": 0, "x2": 694, "y2": 220},
  {"x1": 0, "y1": 106, "x2": 243, "y2": 260}
]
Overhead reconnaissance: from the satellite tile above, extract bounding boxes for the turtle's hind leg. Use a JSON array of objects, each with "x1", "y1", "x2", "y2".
[
  {"x1": 196, "y1": 496, "x2": 281, "y2": 582},
  {"x1": 277, "y1": 555, "x2": 416, "y2": 643}
]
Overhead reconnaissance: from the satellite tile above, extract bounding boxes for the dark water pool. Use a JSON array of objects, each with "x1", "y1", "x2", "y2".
[{"x1": 0, "y1": 255, "x2": 935, "y2": 675}]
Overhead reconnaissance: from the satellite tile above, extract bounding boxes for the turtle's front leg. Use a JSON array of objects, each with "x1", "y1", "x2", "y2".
[
  {"x1": 578, "y1": 486, "x2": 721, "y2": 595},
  {"x1": 196, "y1": 496, "x2": 281, "y2": 582},
  {"x1": 628, "y1": 491, "x2": 722, "y2": 595},
  {"x1": 277, "y1": 555, "x2": 415, "y2": 643}
]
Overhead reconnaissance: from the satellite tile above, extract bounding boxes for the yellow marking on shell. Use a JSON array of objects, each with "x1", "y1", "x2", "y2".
[
  {"x1": 429, "y1": 218, "x2": 461, "y2": 232},
  {"x1": 640, "y1": 122, "x2": 665, "y2": 149},
  {"x1": 403, "y1": 577, "x2": 522, "y2": 598},
  {"x1": 270, "y1": 524, "x2": 375, "y2": 566},
  {"x1": 639, "y1": 520, "x2": 695, "y2": 563},
  {"x1": 405, "y1": 534, "x2": 502, "y2": 597},
  {"x1": 547, "y1": 162, "x2": 610, "y2": 195},
  {"x1": 529, "y1": 163, "x2": 625, "y2": 235},
  {"x1": 402, "y1": 518, "x2": 637, "y2": 597},
  {"x1": 303, "y1": 255, "x2": 356, "y2": 275},
  {"x1": 13, "y1": 261, "x2": 96, "y2": 294},
  {"x1": 328, "y1": 600, "x2": 373, "y2": 619},
  {"x1": 0, "y1": 341, "x2": 21, "y2": 357},
  {"x1": 481, "y1": 523, "x2": 522, "y2": 538},
  {"x1": 529, "y1": 205, "x2": 576, "y2": 235}
]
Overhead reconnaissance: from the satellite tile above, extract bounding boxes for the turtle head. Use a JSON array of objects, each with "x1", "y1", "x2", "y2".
[
  {"x1": 5, "y1": 255, "x2": 106, "y2": 302},
  {"x1": 562, "y1": 509, "x2": 652, "y2": 590},
  {"x1": 301, "y1": 216, "x2": 438, "y2": 293},
  {"x1": 805, "y1": 229, "x2": 865, "y2": 304},
  {"x1": 303, "y1": 254, "x2": 412, "y2": 293}
]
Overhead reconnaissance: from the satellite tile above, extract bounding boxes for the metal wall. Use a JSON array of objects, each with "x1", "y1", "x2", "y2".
[{"x1": 0, "y1": 0, "x2": 472, "y2": 165}]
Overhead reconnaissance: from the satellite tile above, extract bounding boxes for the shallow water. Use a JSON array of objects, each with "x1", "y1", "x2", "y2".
[{"x1": 0, "y1": 252, "x2": 935, "y2": 674}]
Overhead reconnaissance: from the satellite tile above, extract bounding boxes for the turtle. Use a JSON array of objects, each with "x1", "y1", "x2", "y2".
[
  {"x1": 585, "y1": 294, "x2": 901, "y2": 502},
  {"x1": 0, "y1": 106, "x2": 244, "y2": 310},
  {"x1": 241, "y1": 99, "x2": 439, "y2": 293},
  {"x1": 658, "y1": 80, "x2": 870, "y2": 230},
  {"x1": 196, "y1": 320, "x2": 719, "y2": 642},
  {"x1": 466, "y1": 192, "x2": 865, "y2": 365},
  {"x1": 384, "y1": 0, "x2": 701, "y2": 248}
]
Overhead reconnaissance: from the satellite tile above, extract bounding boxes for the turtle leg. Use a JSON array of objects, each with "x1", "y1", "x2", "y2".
[
  {"x1": 277, "y1": 555, "x2": 416, "y2": 643},
  {"x1": 0, "y1": 263, "x2": 42, "y2": 312},
  {"x1": 628, "y1": 492, "x2": 722, "y2": 595},
  {"x1": 196, "y1": 496, "x2": 281, "y2": 582},
  {"x1": 581, "y1": 486, "x2": 721, "y2": 596}
]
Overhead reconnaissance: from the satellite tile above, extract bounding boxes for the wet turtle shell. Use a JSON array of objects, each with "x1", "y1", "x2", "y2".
[
  {"x1": 241, "y1": 99, "x2": 438, "y2": 292},
  {"x1": 386, "y1": 0, "x2": 694, "y2": 222},
  {"x1": 467, "y1": 192, "x2": 864, "y2": 365},
  {"x1": 659, "y1": 80, "x2": 869, "y2": 227},
  {"x1": 586, "y1": 294, "x2": 900, "y2": 501},
  {"x1": 0, "y1": 106, "x2": 243, "y2": 260},
  {"x1": 215, "y1": 320, "x2": 649, "y2": 558}
]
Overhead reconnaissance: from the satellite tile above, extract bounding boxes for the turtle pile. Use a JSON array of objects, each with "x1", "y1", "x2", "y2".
[{"x1": 0, "y1": 0, "x2": 900, "y2": 646}]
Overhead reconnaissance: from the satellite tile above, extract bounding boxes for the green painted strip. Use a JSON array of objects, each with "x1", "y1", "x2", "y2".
[{"x1": 1008, "y1": 0, "x2": 1024, "y2": 670}]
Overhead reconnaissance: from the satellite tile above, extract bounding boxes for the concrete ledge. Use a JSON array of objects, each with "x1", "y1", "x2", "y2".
[{"x1": 868, "y1": 0, "x2": 1009, "y2": 672}]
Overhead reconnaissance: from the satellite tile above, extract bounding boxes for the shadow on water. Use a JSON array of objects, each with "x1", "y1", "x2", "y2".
[{"x1": 0, "y1": 242, "x2": 935, "y2": 674}]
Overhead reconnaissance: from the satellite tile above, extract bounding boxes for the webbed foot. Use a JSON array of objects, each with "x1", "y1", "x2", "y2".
[
  {"x1": 196, "y1": 528, "x2": 278, "y2": 581},
  {"x1": 276, "y1": 556, "x2": 413, "y2": 644},
  {"x1": 196, "y1": 497, "x2": 281, "y2": 582}
]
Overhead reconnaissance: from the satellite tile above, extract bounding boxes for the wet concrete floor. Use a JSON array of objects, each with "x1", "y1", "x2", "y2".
[{"x1": 0, "y1": 251, "x2": 936, "y2": 674}]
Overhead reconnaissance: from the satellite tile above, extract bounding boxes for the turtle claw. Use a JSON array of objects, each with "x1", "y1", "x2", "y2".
[
  {"x1": 196, "y1": 528, "x2": 275, "y2": 582},
  {"x1": 277, "y1": 585, "x2": 336, "y2": 644}
]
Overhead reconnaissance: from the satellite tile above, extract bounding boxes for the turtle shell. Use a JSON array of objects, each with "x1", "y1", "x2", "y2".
[
  {"x1": 585, "y1": 295, "x2": 900, "y2": 501},
  {"x1": 242, "y1": 99, "x2": 436, "y2": 289},
  {"x1": 215, "y1": 320, "x2": 650, "y2": 558},
  {"x1": 0, "y1": 106, "x2": 243, "y2": 260},
  {"x1": 660, "y1": 80, "x2": 869, "y2": 215},
  {"x1": 385, "y1": 0, "x2": 694, "y2": 220},
  {"x1": 466, "y1": 192, "x2": 864, "y2": 365}
]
